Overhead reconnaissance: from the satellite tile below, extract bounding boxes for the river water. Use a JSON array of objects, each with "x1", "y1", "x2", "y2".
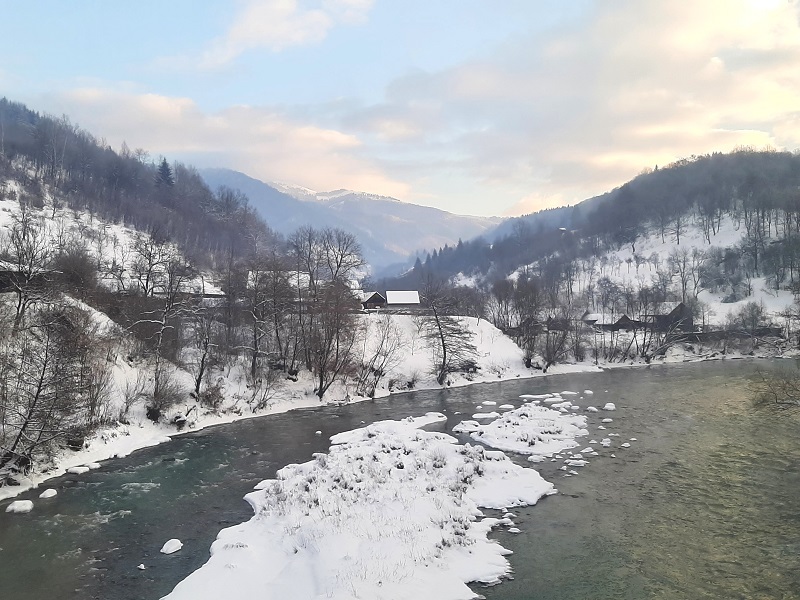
[{"x1": 1, "y1": 360, "x2": 799, "y2": 599}]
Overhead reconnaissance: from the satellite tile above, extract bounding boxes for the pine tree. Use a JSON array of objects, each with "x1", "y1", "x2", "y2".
[{"x1": 155, "y1": 158, "x2": 174, "y2": 187}]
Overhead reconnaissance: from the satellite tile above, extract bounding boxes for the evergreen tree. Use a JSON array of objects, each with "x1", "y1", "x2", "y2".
[{"x1": 155, "y1": 158, "x2": 174, "y2": 187}]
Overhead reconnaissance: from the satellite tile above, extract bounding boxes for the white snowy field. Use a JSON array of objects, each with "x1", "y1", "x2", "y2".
[{"x1": 161, "y1": 412, "x2": 564, "y2": 600}]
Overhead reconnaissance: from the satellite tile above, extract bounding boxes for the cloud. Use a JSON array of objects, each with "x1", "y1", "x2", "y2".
[
  {"x1": 44, "y1": 87, "x2": 409, "y2": 199},
  {"x1": 30, "y1": 1, "x2": 800, "y2": 219},
  {"x1": 200, "y1": 0, "x2": 374, "y2": 67},
  {"x1": 333, "y1": 0, "x2": 800, "y2": 215}
]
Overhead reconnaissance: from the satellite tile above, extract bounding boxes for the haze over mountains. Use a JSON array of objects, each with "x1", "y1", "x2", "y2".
[{"x1": 200, "y1": 168, "x2": 502, "y2": 274}]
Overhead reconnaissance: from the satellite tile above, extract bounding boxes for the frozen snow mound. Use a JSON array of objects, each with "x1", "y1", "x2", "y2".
[
  {"x1": 39, "y1": 489, "x2": 58, "y2": 499},
  {"x1": 5, "y1": 500, "x2": 33, "y2": 513},
  {"x1": 161, "y1": 539, "x2": 183, "y2": 554},
  {"x1": 459, "y1": 403, "x2": 589, "y2": 458},
  {"x1": 163, "y1": 415, "x2": 555, "y2": 600}
]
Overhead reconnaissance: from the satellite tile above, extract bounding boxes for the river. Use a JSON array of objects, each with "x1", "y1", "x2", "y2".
[{"x1": 1, "y1": 360, "x2": 799, "y2": 599}]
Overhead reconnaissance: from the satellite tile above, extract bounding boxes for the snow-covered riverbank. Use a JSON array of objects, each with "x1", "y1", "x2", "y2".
[
  {"x1": 2, "y1": 307, "x2": 791, "y2": 503},
  {"x1": 0, "y1": 314, "x2": 588, "y2": 502}
]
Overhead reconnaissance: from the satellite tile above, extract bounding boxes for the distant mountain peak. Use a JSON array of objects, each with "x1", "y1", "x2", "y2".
[
  {"x1": 269, "y1": 181, "x2": 318, "y2": 202},
  {"x1": 274, "y1": 183, "x2": 403, "y2": 205},
  {"x1": 201, "y1": 167, "x2": 504, "y2": 275}
]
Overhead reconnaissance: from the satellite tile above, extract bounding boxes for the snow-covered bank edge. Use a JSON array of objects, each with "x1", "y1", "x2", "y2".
[
  {"x1": 0, "y1": 338, "x2": 798, "y2": 502},
  {"x1": 0, "y1": 314, "x2": 588, "y2": 503}
]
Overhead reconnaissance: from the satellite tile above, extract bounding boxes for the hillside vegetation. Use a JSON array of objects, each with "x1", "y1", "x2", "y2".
[
  {"x1": 380, "y1": 149, "x2": 800, "y2": 367},
  {"x1": 393, "y1": 150, "x2": 800, "y2": 285}
]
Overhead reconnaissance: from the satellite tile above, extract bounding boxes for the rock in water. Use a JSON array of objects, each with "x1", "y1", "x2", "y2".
[
  {"x1": 5, "y1": 500, "x2": 33, "y2": 513},
  {"x1": 160, "y1": 539, "x2": 183, "y2": 554}
]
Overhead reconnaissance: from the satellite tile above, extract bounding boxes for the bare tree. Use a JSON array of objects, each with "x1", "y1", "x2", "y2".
[
  {"x1": 0, "y1": 305, "x2": 111, "y2": 475},
  {"x1": 669, "y1": 247, "x2": 691, "y2": 303},
  {"x1": 0, "y1": 208, "x2": 53, "y2": 334},
  {"x1": 130, "y1": 228, "x2": 172, "y2": 297},
  {"x1": 355, "y1": 314, "x2": 406, "y2": 397},
  {"x1": 288, "y1": 226, "x2": 365, "y2": 398},
  {"x1": 752, "y1": 365, "x2": 800, "y2": 408},
  {"x1": 308, "y1": 281, "x2": 362, "y2": 399},
  {"x1": 420, "y1": 276, "x2": 477, "y2": 385}
]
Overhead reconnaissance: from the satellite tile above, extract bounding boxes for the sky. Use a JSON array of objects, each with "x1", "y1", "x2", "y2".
[{"x1": 2, "y1": 0, "x2": 800, "y2": 217}]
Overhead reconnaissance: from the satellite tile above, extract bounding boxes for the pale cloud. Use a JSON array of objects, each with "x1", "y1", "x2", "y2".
[
  {"x1": 200, "y1": 0, "x2": 374, "y2": 67},
  {"x1": 29, "y1": 1, "x2": 800, "y2": 219},
  {"x1": 336, "y1": 0, "x2": 800, "y2": 216},
  {"x1": 47, "y1": 87, "x2": 409, "y2": 199}
]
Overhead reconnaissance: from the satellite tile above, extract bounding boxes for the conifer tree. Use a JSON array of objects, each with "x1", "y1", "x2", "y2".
[{"x1": 155, "y1": 158, "x2": 174, "y2": 187}]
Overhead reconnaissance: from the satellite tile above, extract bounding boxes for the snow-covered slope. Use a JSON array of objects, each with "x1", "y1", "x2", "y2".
[{"x1": 507, "y1": 214, "x2": 797, "y2": 328}]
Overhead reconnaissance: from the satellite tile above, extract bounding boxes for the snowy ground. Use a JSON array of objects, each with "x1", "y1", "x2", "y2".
[
  {"x1": 0, "y1": 309, "x2": 598, "y2": 502},
  {"x1": 2, "y1": 187, "x2": 796, "y2": 507}
]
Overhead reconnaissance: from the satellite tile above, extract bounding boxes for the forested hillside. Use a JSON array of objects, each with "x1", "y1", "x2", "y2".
[
  {"x1": 0, "y1": 98, "x2": 269, "y2": 268},
  {"x1": 388, "y1": 150, "x2": 800, "y2": 290},
  {"x1": 378, "y1": 150, "x2": 800, "y2": 370},
  {"x1": 0, "y1": 99, "x2": 376, "y2": 483}
]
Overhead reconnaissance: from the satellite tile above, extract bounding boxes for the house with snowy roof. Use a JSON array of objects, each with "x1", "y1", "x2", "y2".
[
  {"x1": 385, "y1": 290, "x2": 420, "y2": 311},
  {"x1": 360, "y1": 291, "x2": 386, "y2": 310}
]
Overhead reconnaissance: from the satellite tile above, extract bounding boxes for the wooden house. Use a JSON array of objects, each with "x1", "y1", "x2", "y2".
[
  {"x1": 644, "y1": 301, "x2": 694, "y2": 332},
  {"x1": 385, "y1": 290, "x2": 420, "y2": 311},
  {"x1": 360, "y1": 291, "x2": 387, "y2": 310}
]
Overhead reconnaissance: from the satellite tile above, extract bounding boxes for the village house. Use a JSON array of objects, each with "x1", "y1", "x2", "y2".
[
  {"x1": 643, "y1": 301, "x2": 694, "y2": 332},
  {"x1": 385, "y1": 290, "x2": 420, "y2": 312},
  {"x1": 360, "y1": 291, "x2": 387, "y2": 310}
]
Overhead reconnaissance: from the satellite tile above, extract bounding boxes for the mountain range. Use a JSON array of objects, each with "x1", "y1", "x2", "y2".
[{"x1": 199, "y1": 168, "x2": 502, "y2": 274}]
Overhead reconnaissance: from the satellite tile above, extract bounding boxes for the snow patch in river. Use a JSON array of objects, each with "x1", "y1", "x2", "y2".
[
  {"x1": 161, "y1": 539, "x2": 183, "y2": 554},
  {"x1": 162, "y1": 413, "x2": 564, "y2": 600},
  {"x1": 458, "y1": 403, "x2": 589, "y2": 459},
  {"x1": 5, "y1": 500, "x2": 33, "y2": 513}
]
